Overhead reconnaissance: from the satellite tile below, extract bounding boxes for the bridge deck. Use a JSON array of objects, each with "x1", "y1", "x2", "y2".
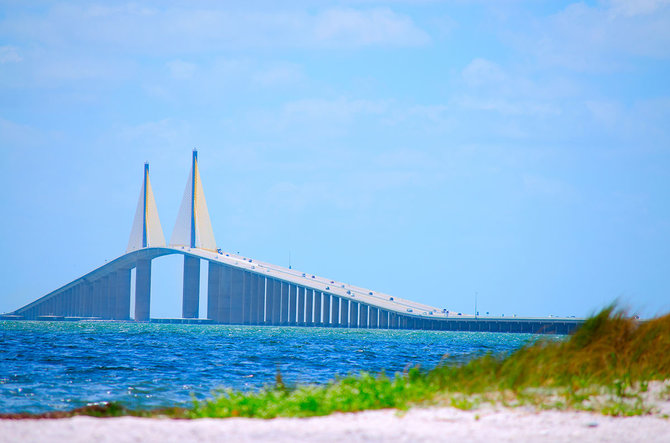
[{"x1": 6, "y1": 246, "x2": 584, "y2": 334}]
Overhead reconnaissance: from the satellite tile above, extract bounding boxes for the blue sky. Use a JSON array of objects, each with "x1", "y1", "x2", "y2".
[{"x1": 1, "y1": 0, "x2": 669, "y2": 319}]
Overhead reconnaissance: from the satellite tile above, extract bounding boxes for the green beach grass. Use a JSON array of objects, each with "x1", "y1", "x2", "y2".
[
  {"x1": 186, "y1": 305, "x2": 670, "y2": 419},
  {"x1": 4, "y1": 305, "x2": 669, "y2": 419}
]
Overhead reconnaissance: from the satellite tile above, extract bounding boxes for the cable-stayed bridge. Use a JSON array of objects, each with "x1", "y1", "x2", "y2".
[{"x1": 4, "y1": 151, "x2": 582, "y2": 334}]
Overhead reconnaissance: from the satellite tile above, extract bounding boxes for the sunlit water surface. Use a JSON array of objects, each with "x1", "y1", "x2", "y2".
[{"x1": 0, "y1": 321, "x2": 559, "y2": 414}]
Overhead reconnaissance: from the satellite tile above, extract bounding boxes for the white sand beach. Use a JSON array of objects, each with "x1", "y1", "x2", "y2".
[{"x1": 2, "y1": 405, "x2": 669, "y2": 443}]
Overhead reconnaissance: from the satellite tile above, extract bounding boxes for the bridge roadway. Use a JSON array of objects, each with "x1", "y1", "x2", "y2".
[{"x1": 5, "y1": 246, "x2": 584, "y2": 334}]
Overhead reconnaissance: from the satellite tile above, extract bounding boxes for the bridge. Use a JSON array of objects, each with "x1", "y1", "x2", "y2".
[{"x1": 4, "y1": 151, "x2": 583, "y2": 334}]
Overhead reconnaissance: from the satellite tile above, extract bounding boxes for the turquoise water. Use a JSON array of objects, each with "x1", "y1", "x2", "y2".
[{"x1": 0, "y1": 321, "x2": 541, "y2": 414}]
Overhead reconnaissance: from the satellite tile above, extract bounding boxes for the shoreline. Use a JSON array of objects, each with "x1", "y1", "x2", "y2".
[{"x1": 2, "y1": 405, "x2": 669, "y2": 443}]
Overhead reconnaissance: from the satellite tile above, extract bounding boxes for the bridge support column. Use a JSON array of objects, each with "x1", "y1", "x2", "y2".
[
  {"x1": 70, "y1": 286, "x2": 79, "y2": 317},
  {"x1": 265, "y1": 278, "x2": 275, "y2": 325},
  {"x1": 313, "y1": 292, "x2": 322, "y2": 326},
  {"x1": 103, "y1": 275, "x2": 114, "y2": 319},
  {"x1": 288, "y1": 285, "x2": 298, "y2": 325},
  {"x1": 182, "y1": 256, "x2": 200, "y2": 319},
  {"x1": 350, "y1": 302, "x2": 359, "y2": 328},
  {"x1": 305, "y1": 288, "x2": 313, "y2": 326},
  {"x1": 359, "y1": 305, "x2": 369, "y2": 328},
  {"x1": 331, "y1": 296, "x2": 340, "y2": 326},
  {"x1": 78, "y1": 284, "x2": 87, "y2": 317},
  {"x1": 114, "y1": 269, "x2": 131, "y2": 320},
  {"x1": 59, "y1": 291, "x2": 67, "y2": 317},
  {"x1": 369, "y1": 307, "x2": 379, "y2": 328},
  {"x1": 297, "y1": 287, "x2": 306, "y2": 326},
  {"x1": 207, "y1": 262, "x2": 222, "y2": 321},
  {"x1": 243, "y1": 272, "x2": 252, "y2": 325},
  {"x1": 230, "y1": 268, "x2": 244, "y2": 324},
  {"x1": 280, "y1": 282, "x2": 289, "y2": 325},
  {"x1": 340, "y1": 299, "x2": 349, "y2": 327},
  {"x1": 380, "y1": 309, "x2": 388, "y2": 329},
  {"x1": 218, "y1": 266, "x2": 232, "y2": 323},
  {"x1": 389, "y1": 312, "x2": 398, "y2": 329},
  {"x1": 94, "y1": 277, "x2": 106, "y2": 319},
  {"x1": 59, "y1": 290, "x2": 68, "y2": 317},
  {"x1": 246, "y1": 273, "x2": 258, "y2": 324},
  {"x1": 81, "y1": 282, "x2": 92, "y2": 317},
  {"x1": 322, "y1": 293, "x2": 331, "y2": 326},
  {"x1": 135, "y1": 259, "x2": 151, "y2": 321},
  {"x1": 330, "y1": 295, "x2": 340, "y2": 328},
  {"x1": 271, "y1": 279, "x2": 281, "y2": 325},
  {"x1": 91, "y1": 279, "x2": 101, "y2": 318},
  {"x1": 256, "y1": 275, "x2": 265, "y2": 324},
  {"x1": 61, "y1": 291, "x2": 68, "y2": 316}
]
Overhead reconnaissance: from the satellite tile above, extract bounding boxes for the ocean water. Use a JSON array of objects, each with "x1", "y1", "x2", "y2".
[{"x1": 0, "y1": 321, "x2": 548, "y2": 414}]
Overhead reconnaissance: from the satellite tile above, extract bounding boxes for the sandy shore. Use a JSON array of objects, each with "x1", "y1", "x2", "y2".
[{"x1": 2, "y1": 405, "x2": 669, "y2": 443}]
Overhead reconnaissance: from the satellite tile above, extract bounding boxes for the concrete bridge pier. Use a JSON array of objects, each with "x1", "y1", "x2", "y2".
[
  {"x1": 389, "y1": 312, "x2": 398, "y2": 329},
  {"x1": 255, "y1": 275, "x2": 265, "y2": 324},
  {"x1": 104, "y1": 276, "x2": 115, "y2": 319},
  {"x1": 207, "y1": 262, "x2": 222, "y2": 321},
  {"x1": 80, "y1": 283, "x2": 91, "y2": 317},
  {"x1": 93, "y1": 277, "x2": 106, "y2": 319},
  {"x1": 230, "y1": 268, "x2": 244, "y2": 324},
  {"x1": 216, "y1": 266, "x2": 232, "y2": 323},
  {"x1": 369, "y1": 307, "x2": 379, "y2": 328},
  {"x1": 331, "y1": 296, "x2": 340, "y2": 326},
  {"x1": 380, "y1": 309, "x2": 389, "y2": 329},
  {"x1": 246, "y1": 272, "x2": 258, "y2": 325},
  {"x1": 135, "y1": 258, "x2": 152, "y2": 321},
  {"x1": 280, "y1": 282, "x2": 289, "y2": 325},
  {"x1": 243, "y1": 272, "x2": 252, "y2": 325},
  {"x1": 322, "y1": 294, "x2": 331, "y2": 326},
  {"x1": 297, "y1": 286, "x2": 306, "y2": 326},
  {"x1": 271, "y1": 279, "x2": 281, "y2": 325},
  {"x1": 265, "y1": 278, "x2": 275, "y2": 325},
  {"x1": 72, "y1": 285, "x2": 81, "y2": 317},
  {"x1": 340, "y1": 299, "x2": 349, "y2": 327},
  {"x1": 305, "y1": 288, "x2": 314, "y2": 326},
  {"x1": 182, "y1": 256, "x2": 200, "y2": 318},
  {"x1": 114, "y1": 269, "x2": 131, "y2": 320},
  {"x1": 313, "y1": 291, "x2": 322, "y2": 326},
  {"x1": 288, "y1": 284, "x2": 298, "y2": 326},
  {"x1": 359, "y1": 304, "x2": 369, "y2": 328},
  {"x1": 350, "y1": 302, "x2": 359, "y2": 328}
]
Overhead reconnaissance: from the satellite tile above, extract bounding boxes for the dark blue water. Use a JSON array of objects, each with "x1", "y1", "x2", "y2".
[{"x1": 0, "y1": 321, "x2": 545, "y2": 414}]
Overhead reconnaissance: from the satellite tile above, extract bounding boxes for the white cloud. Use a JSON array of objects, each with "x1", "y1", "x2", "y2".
[
  {"x1": 585, "y1": 100, "x2": 623, "y2": 126},
  {"x1": 607, "y1": 0, "x2": 670, "y2": 17},
  {"x1": 457, "y1": 58, "x2": 563, "y2": 118},
  {"x1": 519, "y1": 1, "x2": 670, "y2": 72},
  {"x1": 1, "y1": 6, "x2": 429, "y2": 53},
  {"x1": 282, "y1": 97, "x2": 389, "y2": 120},
  {"x1": 462, "y1": 58, "x2": 505, "y2": 87},
  {"x1": 457, "y1": 96, "x2": 561, "y2": 116},
  {"x1": 0, "y1": 46, "x2": 22, "y2": 63},
  {"x1": 314, "y1": 8, "x2": 429, "y2": 46},
  {"x1": 522, "y1": 174, "x2": 573, "y2": 200},
  {"x1": 166, "y1": 60, "x2": 196, "y2": 79},
  {"x1": 253, "y1": 64, "x2": 303, "y2": 86},
  {"x1": 117, "y1": 118, "x2": 193, "y2": 152}
]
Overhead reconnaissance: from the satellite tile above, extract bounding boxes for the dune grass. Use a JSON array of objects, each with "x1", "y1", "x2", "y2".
[
  {"x1": 4, "y1": 305, "x2": 669, "y2": 419},
  {"x1": 188, "y1": 305, "x2": 670, "y2": 418}
]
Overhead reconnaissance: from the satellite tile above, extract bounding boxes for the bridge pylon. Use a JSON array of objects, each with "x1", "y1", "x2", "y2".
[
  {"x1": 127, "y1": 163, "x2": 166, "y2": 252},
  {"x1": 171, "y1": 150, "x2": 218, "y2": 318},
  {"x1": 126, "y1": 163, "x2": 165, "y2": 321},
  {"x1": 170, "y1": 149, "x2": 217, "y2": 251}
]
